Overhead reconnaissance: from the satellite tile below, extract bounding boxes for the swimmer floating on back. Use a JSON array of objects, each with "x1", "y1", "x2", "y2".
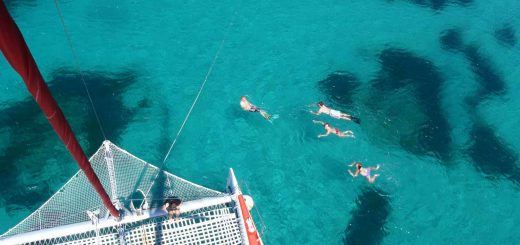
[
  {"x1": 240, "y1": 96, "x2": 271, "y2": 121},
  {"x1": 313, "y1": 120, "x2": 354, "y2": 138},
  {"x1": 348, "y1": 162, "x2": 380, "y2": 183},
  {"x1": 310, "y1": 101, "x2": 360, "y2": 124}
]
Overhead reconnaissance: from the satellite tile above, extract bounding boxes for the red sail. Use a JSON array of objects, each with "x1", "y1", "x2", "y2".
[{"x1": 0, "y1": 2, "x2": 119, "y2": 218}]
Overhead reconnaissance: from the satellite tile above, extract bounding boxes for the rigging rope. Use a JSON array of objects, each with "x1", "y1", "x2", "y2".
[
  {"x1": 162, "y1": 24, "x2": 231, "y2": 164},
  {"x1": 55, "y1": 0, "x2": 238, "y2": 199},
  {"x1": 53, "y1": 0, "x2": 107, "y2": 140},
  {"x1": 144, "y1": 8, "x2": 239, "y2": 198}
]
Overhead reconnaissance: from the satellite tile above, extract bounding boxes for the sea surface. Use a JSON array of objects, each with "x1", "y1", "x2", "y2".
[{"x1": 1, "y1": 0, "x2": 520, "y2": 244}]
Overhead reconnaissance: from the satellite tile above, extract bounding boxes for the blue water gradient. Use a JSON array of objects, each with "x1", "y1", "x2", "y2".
[{"x1": 1, "y1": 0, "x2": 520, "y2": 244}]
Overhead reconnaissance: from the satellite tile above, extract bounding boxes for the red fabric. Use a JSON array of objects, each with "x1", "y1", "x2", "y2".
[
  {"x1": 0, "y1": 2, "x2": 119, "y2": 218},
  {"x1": 238, "y1": 195, "x2": 262, "y2": 245}
]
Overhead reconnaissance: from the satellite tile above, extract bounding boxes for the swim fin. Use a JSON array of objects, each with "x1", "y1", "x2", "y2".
[{"x1": 351, "y1": 116, "x2": 361, "y2": 124}]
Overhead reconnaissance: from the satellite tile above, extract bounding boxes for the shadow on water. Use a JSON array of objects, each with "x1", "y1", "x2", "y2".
[
  {"x1": 150, "y1": 170, "x2": 168, "y2": 244},
  {"x1": 317, "y1": 71, "x2": 361, "y2": 111},
  {"x1": 368, "y1": 48, "x2": 451, "y2": 160},
  {"x1": 495, "y1": 24, "x2": 517, "y2": 47},
  {"x1": 467, "y1": 121, "x2": 520, "y2": 184},
  {"x1": 0, "y1": 67, "x2": 140, "y2": 213},
  {"x1": 344, "y1": 187, "x2": 391, "y2": 245}
]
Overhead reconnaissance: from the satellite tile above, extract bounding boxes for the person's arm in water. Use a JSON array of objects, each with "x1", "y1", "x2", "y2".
[
  {"x1": 313, "y1": 120, "x2": 325, "y2": 125},
  {"x1": 348, "y1": 169, "x2": 358, "y2": 177},
  {"x1": 310, "y1": 108, "x2": 322, "y2": 115},
  {"x1": 370, "y1": 165, "x2": 380, "y2": 170},
  {"x1": 317, "y1": 130, "x2": 330, "y2": 138}
]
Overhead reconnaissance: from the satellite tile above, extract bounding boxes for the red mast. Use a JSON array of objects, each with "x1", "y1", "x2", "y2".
[{"x1": 0, "y1": 2, "x2": 119, "y2": 218}]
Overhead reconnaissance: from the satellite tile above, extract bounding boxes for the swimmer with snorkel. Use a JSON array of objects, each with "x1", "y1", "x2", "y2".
[
  {"x1": 310, "y1": 101, "x2": 360, "y2": 124},
  {"x1": 240, "y1": 96, "x2": 272, "y2": 121}
]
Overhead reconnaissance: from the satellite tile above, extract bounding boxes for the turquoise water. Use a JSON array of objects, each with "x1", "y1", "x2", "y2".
[{"x1": 1, "y1": 0, "x2": 520, "y2": 244}]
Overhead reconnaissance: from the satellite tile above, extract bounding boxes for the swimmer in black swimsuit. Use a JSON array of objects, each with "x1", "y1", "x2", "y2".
[{"x1": 240, "y1": 96, "x2": 271, "y2": 120}]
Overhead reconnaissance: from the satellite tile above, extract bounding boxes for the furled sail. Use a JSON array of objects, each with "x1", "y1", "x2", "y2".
[{"x1": 0, "y1": 2, "x2": 119, "y2": 218}]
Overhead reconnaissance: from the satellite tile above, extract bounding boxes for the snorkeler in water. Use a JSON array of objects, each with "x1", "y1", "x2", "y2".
[
  {"x1": 313, "y1": 120, "x2": 354, "y2": 138},
  {"x1": 240, "y1": 96, "x2": 271, "y2": 121},
  {"x1": 310, "y1": 101, "x2": 360, "y2": 124},
  {"x1": 348, "y1": 162, "x2": 380, "y2": 183}
]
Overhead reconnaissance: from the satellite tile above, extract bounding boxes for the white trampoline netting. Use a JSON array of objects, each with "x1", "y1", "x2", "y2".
[{"x1": 0, "y1": 141, "x2": 244, "y2": 245}]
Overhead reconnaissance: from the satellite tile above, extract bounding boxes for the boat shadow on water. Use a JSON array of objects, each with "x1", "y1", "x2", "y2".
[{"x1": 0, "y1": 67, "x2": 143, "y2": 212}]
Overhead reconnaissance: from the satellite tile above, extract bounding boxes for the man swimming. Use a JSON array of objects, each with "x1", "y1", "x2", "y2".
[
  {"x1": 310, "y1": 102, "x2": 360, "y2": 124},
  {"x1": 347, "y1": 162, "x2": 380, "y2": 183},
  {"x1": 313, "y1": 120, "x2": 355, "y2": 138},
  {"x1": 240, "y1": 96, "x2": 271, "y2": 120}
]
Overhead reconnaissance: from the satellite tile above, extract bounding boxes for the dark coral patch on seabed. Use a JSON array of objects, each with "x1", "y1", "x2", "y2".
[
  {"x1": 440, "y1": 29, "x2": 506, "y2": 99},
  {"x1": 389, "y1": 0, "x2": 473, "y2": 11},
  {"x1": 440, "y1": 29, "x2": 464, "y2": 52},
  {"x1": 495, "y1": 24, "x2": 517, "y2": 47},
  {"x1": 467, "y1": 122, "x2": 520, "y2": 184},
  {"x1": 344, "y1": 187, "x2": 391, "y2": 245},
  {"x1": 317, "y1": 71, "x2": 361, "y2": 111},
  {"x1": 440, "y1": 28, "x2": 519, "y2": 184},
  {"x1": 371, "y1": 49, "x2": 452, "y2": 160},
  {"x1": 0, "y1": 68, "x2": 140, "y2": 212}
]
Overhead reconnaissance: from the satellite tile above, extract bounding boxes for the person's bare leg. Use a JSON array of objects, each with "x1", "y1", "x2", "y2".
[
  {"x1": 341, "y1": 130, "x2": 355, "y2": 138},
  {"x1": 368, "y1": 174, "x2": 380, "y2": 183},
  {"x1": 259, "y1": 110, "x2": 271, "y2": 120},
  {"x1": 340, "y1": 114, "x2": 352, "y2": 121}
]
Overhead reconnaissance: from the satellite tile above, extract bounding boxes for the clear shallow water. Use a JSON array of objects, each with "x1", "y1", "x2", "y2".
[{"x1": 1, "y1": 0, "x2": 520, "y2": 244}]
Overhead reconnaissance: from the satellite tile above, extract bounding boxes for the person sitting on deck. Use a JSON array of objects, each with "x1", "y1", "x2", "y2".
[
  {"x1": 162, "y1": 197, "x2": 182, "y2": 220},
  {"x1": 313, "y1": 120, "x2": 354, "y2": 138},
  {"x1": 310, "y1": 101, "x2": 360, "y2": 124},
  {"x1": 347, "y1": 162, "x2": 380, "y2": 183},
  {"x1": 240, "y1": 96, "x2": 271, "y2": 121}
]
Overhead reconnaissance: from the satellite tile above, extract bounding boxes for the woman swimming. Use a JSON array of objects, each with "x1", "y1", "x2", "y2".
[
  {"x1": 310, "y1": 101, "x2": 360, "y2": 124},
  {"x1": 313, "y1": 120, "x2": 354, "y2": 138},
  {"x1": 347, "y1": 162, "x2": 380, "y2": 183},
  {"x1": 240, "y1": 96, "x2": 271, "y2": 121}
]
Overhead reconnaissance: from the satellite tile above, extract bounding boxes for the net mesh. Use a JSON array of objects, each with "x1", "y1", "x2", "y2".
[
  {"x1": 0, "y1": 141, "x2": 226, "y2": 238},
  {"x1": 15, "y1": 204, "x2": 243, "y2": 245}
]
